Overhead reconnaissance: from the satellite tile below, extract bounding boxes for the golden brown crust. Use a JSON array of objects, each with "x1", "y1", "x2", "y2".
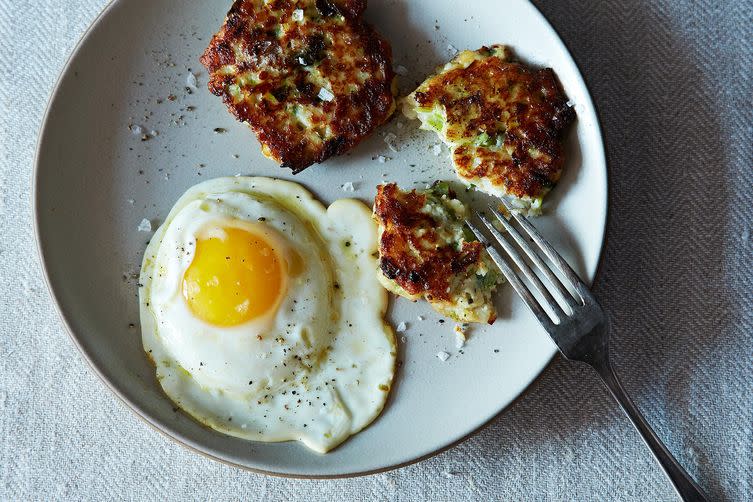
[
  {"x1": 373, "y1": 183, "x2": 484, "y2": 302},
  {"x1": 201, "y1": 0, "x2": 395, "y2": 172},
  {"x1": 412, "y1": 47, "x2": 575, "y2": 200}
]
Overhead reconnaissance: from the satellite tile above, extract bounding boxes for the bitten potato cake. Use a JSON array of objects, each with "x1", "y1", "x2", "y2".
[
  {"x1": 403, "y1": 45, "x2": 575, "y2": 215},
  {"x1": 201, "y1": 0, "x2": 397, "y2": 172},
  {"x1": 373, "y1": 182, "x2": 501, "y2": 324}
]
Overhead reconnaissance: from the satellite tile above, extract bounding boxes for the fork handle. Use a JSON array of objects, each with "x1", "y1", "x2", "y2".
[{"x1": 593, "y1": 360, "x2": 708, "y2": 501}]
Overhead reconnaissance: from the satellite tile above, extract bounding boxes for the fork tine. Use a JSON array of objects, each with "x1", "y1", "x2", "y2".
[
  {"x1": 488, "y1": 206, "x2": 580, "y2": 312},
  {"x1": 465, "y1": 220, "x2": 556, "y2": 330},
  {"x1": 477, "y1": 212, "x2": 566, "y2": 323},
  {"x1": 498, "y1": 198, "x2": 589, "y2": 301}
]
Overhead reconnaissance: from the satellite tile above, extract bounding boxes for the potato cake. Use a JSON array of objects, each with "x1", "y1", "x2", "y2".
[
  {"x1": 373, "y1": 182, "x2": 501, "y2": 324},
  {"x1": 403, "y1": 45, "x2": 575, "y2": 214},
  {"x1": 201, "y1": 0, "x2": 397, "y2": 172}
]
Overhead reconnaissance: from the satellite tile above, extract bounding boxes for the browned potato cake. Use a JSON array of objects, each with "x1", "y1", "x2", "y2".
[
  {"x1": 201, "y1": 0, "x2": 397, "y2": 172},
  {"x1": 373, "y1": 182, "x2": 501, "y2": 324},
  {"x1": 403, "y1": 45, "x2": 575, "y2": 214}
]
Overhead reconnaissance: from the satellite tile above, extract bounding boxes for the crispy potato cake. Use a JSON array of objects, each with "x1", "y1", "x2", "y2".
[
  {"x1": 403, "y1": 45, "x2": 575, "y2": 214},
  {"x1": 373, "y1": 182, "x2": 501, "y2": 324},
  {"x1": 201, "y1": 0, "x2": 397, "y2": 172}
]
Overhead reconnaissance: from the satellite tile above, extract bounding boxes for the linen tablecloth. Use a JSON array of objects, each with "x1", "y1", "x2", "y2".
[{"x1": 1, "y1": 0, "x2": 750, "y2": 500}]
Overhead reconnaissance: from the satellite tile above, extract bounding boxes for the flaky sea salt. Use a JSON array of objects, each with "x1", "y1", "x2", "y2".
[
  {"x1": 384, "y1": 132, "x2": 399, "y2": 152},
  {"x1": 454, "y1": 324, "x2": 467, "y2": 340},
  {"x1": 186, "y1": 72, "x2": 197, "y2": 89},
  {"x1": 394, "y1": 64, "x2": 408, "y2": 76},
  {"x1": 291, "y1": 9, "x2": 304, "y2": 21},
  {"x1": 317, "y1": 87, "x2": 335, "y2": 102},
  {"x1": 137, "y1": 218, "x2": 152, "y2": 232},
  {"x1": 396, "y1": 322, "x2": 407, "y2": 332},
  {"x1": 437, "y1": 351, "x2": 450, "y2": 362},
  {"x1": 341, "y1": 181, "x2": 355, "y2": 192},
  {"x1": 455, "y1": 328, "x2": 466, "y2": 349},
  {"x1": 432, "y1": 144, "x2": 443, "y2": 156},
  {"x1": 377, "y1": 155, "x2": 388, "y2": 163},
  {"x1": 130, "y1": 124, "x2": 144, "y2": 135},
  {"x1": 417, "y1": 315, "x2": 424, "y2": 321}
]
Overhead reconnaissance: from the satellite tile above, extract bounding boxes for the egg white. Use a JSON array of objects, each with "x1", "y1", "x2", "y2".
[{"x1": 139, "y1": 176, "x2": 395, "y2": 453}]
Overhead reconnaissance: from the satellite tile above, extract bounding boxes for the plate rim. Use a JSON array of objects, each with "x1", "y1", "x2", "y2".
[{"x1": 32, "y1": 0, "x2": 609, "y2": 478}]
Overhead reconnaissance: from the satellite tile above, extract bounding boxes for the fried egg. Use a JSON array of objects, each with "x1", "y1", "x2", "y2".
[{"x1": 139, "y1": 176, "x2": 395, "y2": 453}]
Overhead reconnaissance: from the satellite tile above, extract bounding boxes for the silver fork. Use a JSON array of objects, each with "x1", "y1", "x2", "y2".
[{"x1": 466, "y1": 201, "x2": 708, "y2": 502}]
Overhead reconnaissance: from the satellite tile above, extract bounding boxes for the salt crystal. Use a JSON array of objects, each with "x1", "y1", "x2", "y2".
[
  {"x1": 377, "y1": 155, "x2": 388, "y2": 163},
  {"x1": 454, "y1": 324, "x2": 467, "y2": 342},
  {"x1": 341, "y1": 182, "x2": 355, "y2": 192},
  {"x1": 127, "y1": 199, "x2": 135, "y2": 205},
  {"x1": 383, "y1": 132, "x2": 399, "y2": 152},
  {"x1": 437, "y1": 351, "x2": 450, "y2": 361},
  {"x1": 394, "y1": 64, "x2": 408, "y2": 76},
  {"x1": 130, "y1": 124, "x2": 143, "y2": 135},
  {"x1": 396, "y1": 322, "x2": 407, "y2": 332},
  {"x1": 447, "y1": 43, "x2": 458, "y2": 54},
  {"x1": 186, "y1": 72, "x2": 197, "y2": 89},
  {"x1": 137, "y1": 218, "x2": 152, "y2": 232},
  {"x1": 432, "y1": 144, "x2": 443, "y2": 156},
  {"x1": 317, "y1": 87, "x2": 335, "y2": 102},
  {"x1": 417, "y1": 315, "x2": 424, "y2": 321},
  {"x1": 455, "y1": 331, "x2": 465, "y2": 349},
  {"x1": 400, "y1": 336, "x2": 407, "y2": 344},
  {"x1": 291, "y1": 9, "x2": 304, "y2": 21}
]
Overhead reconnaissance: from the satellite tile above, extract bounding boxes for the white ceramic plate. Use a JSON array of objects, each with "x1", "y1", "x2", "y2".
[{"x1": 35, "y1": 0, "x2": 607, "y2": 477}]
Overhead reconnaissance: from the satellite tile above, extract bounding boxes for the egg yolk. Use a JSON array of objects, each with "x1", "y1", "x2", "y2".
[{"x1": 182, "y1": 227, "x2": 284, "y2": 326}]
